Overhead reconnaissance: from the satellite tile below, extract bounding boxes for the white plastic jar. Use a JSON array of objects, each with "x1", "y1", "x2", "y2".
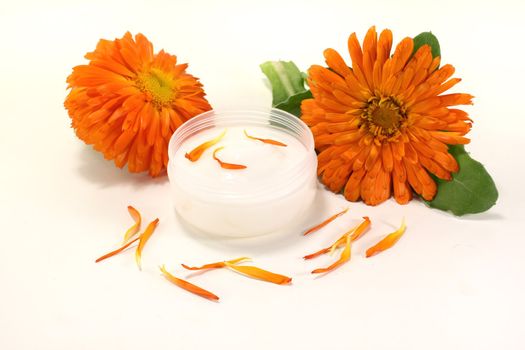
[{"x1": 167, "y1": 108, "x2": 317, "y2": 237}]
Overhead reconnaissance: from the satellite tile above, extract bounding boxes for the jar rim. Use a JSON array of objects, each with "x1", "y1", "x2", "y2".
[{"x1": 167, "y1": 108, "x2": 316, "y2": 201}]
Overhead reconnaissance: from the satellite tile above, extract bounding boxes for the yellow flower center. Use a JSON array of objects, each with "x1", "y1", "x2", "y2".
[
  {"x1": 135, "y1": 68, "x2": 176, "y2": 108},
  {"x1": 363, "y1": 96, "x2": 406, "y2": 140}
]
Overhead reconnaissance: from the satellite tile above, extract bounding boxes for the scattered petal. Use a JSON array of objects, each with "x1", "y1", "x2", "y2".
[
  {"x1": 122, "y1": 205, "x2": 142, "y2": 244},
  {"x1": 328, "y1": 216, "x2": 371, "y2": 254},
  {"x1": 224, "y1": 262, "x2": 292, "y2": 285},
  {"x1": 244, "y1": 129, "x2": 287, "y2": 147},
  {"x1": 304, "y1": 216, "x2": 370, "y2": 259},
  {"x1": 182, "y1": 257, "x2": 251, "y2": 270},
  {"x1": 312, "y1": 235, "x2": 352, "y2": 274},
  {"x1": 95, "y1": 236, "x2": 141, "y2": 263},
  {"x1": 135, "y1": 218, "x2": 160, "y2": 270},
  {"x1": 213, "y1": 147, "x2": 247, "y2": 170},
  {"x1": 366, "y1": 218, "x2": 407, "y2": 257},
  {"x1": 160, "y1": 265, "x2": 219, "y2": 301},
  {"x1": 330, "y1": 216, "x2": 370, "y2": 252},
  {"x1": 303, "y1": 208, "x2": 349, "y2": 235},
  {"x1": 303, "y1": 247, "x2": 332, "y2": 260},
  {"x1": 185, "y1": 129, "x2": 227, "y2": 162}
]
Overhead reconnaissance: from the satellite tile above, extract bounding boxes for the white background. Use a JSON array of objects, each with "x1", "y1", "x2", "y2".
[{"x1": 1, "y1": 0, "x2": 524, "y2": 349}]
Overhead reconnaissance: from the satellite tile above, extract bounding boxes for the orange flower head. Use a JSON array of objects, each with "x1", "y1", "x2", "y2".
[
  {"x1": 65, "y1": 32, "x2": 212, "y2": 176},
  {"x1": 301, "y1": 26, "x2": 473, "y2": 205}
]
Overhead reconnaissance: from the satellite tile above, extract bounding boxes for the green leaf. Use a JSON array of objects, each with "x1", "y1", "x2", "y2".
[
  {"x1": 274, "y1": 90, "x2": 312, "y2": 117},
  {"x1": 413, "y1": 31, "x2": 441, "y2": 59},
  {"x1": 260, "y1": 61, "x2": 311, "y2": 117},
  {"x1": 425, "y1": 145, "x2": 498, "y2": 215}
]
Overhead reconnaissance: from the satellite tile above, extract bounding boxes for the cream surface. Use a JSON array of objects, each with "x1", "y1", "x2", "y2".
[
  {"x1": 168, "y1": 125, "x2": 317, "y2": 237},
  {"x1": 172, "y1": 126, "x2": 308, "y2": 198}
]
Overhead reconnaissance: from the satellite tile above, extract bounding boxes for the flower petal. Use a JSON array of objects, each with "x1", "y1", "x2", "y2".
[
  {"x1": 181, "y1": 257, "x2": 251, "y2": 271},
  {"x1": 160, "y1": 265, "x2": 219, "y2": 301},
  {"x1": 135, "y1": 218, "x2": 160, "y2": 270},
  {"x1": 304, "y1": 216, "x2": 370, "y2": 259},
  {"x1": 224, "y1": 263, "x2": 292, "y2": 285},
  {"x1": 185, "y1": 130, "x2": 227, "y2": 162},
  {"x1": 122, "y1": 205, "x2": 142, "y2": 244},
  {"x1": 303, "y1": 208, "x2": 349, "y2": 236},
  {"x1": 324, "y1": 48, "x2": 352, "y2": 77},
  {"x1": 348, "y1": 216, "x2": 371, "y2": 241},
  {"x1": 244, "y1": 130, "x2": 287, "y2": 147},
  {"x1": 312, "y1": 235, "x2": 352, "y2": 274},
  {"x1": 366, "y1": 219, "x2": 407, "y2": 257},
  {"x1": 95, "y1": 236, "x2": 140, "y2": 263},
  {"x1": 212, "y1": 147, "x2": 247, "y2": 170}
]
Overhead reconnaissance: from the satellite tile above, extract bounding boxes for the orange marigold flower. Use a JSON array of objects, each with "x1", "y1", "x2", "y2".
[
  {"x1": 65, "y1": 32, "x2": 212, "y2": 176},
  {"x1": 301, "y1": 26, "x2": 473, "y2": 205}
]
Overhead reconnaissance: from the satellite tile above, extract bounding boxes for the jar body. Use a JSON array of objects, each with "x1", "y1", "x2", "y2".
[
  {"x1": 167, "y1": 108, "x2": 317, "y2": 237},
  {"x1": 168, "y1": 162, "x2": 317, "y2": 236}
]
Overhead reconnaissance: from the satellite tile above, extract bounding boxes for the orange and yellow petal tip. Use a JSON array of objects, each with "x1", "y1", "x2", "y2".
[{"x1": 365, "y1": 218, "x2": 407, "y2": 258}]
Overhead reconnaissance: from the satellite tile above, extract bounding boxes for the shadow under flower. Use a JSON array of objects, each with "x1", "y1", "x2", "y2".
[
  {"x1": 76, "y1": 146, "x2": 168, "y2": 189},
  {"x1": 456, "y1": 211, "x2": 505, "y2": 221}
]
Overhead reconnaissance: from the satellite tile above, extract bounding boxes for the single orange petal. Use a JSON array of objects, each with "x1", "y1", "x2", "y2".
[
  {"x1": 348, "y1": 216, "x2": 371, "y2": 241},
  {"x1": 303, "y1": 208, "x2": 349, "y2": 236},
  {"x1": 224, "y1": 262, "x2": 292, "y2": 285},
  {"x1": 181, "y1": 257, "x2": 251, "y2": 271},
  {"x1": 159, "y1": 265, "x2": 219, "y2": 301},
  {"x1": 122, "y1": 205, "x2": 142, "y2": 244},
  {"x1": 244, "y1": 129, "x2": 287, "y2": 147},
  {"x1": 135, "y1": 218, "x2": 160, "y2": 270},
  {"x1": 212, "y1": 147, "x2": 247, "y2": 170},
  {"x1": 312, "y1": 235, "x2": 352, "y2": 274},
  {"x1": 303, "y1": 248, "x2": 332, "y2": 260},
  {"x1": 366, "y1": 219, "x2": 407, "y2": 258},
  {"x1": 323, "y1": 48, "x2": 352, "y2": 77},
  {"x1": 95, "y1": 236, "x2": 141, "y2": 263},
  {"x1": 185, "y1": 129, "x2": 227, "y2": 162}
]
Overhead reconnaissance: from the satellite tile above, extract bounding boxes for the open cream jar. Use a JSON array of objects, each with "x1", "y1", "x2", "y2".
[{"x1": 167, "y1": 108, "x2": 317, "y2": 237}]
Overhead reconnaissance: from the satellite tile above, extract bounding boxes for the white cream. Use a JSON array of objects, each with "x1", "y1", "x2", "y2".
[{"x1": 167, "y1": 109, "x2": 317, "y2": 237}]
